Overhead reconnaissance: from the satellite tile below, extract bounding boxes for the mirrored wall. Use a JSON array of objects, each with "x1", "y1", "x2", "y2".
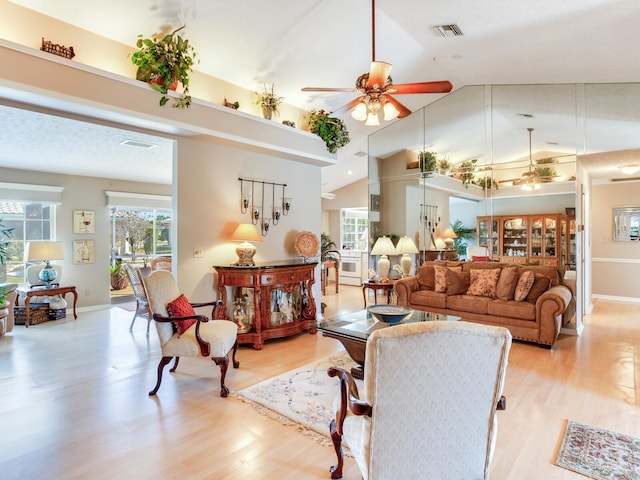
[{"x1": 368, "y1": 83, "x2": 640, "y2": 264}]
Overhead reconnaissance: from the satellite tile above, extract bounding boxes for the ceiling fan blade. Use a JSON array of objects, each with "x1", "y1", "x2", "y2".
[
  {"x1": 367, "y1": 61, "x2": 392, "y2": 90},
  {"x1": 332, "y1": 96, "x2": 365, "y2": 116},
  {"x1": 301, "y1": 87, "x2": 358, "y2": 92},
  {"x1": 386, "y1": 81, "x2": 453, "y2": 95},
  {"x1": 382, "y1": 94, "x2": 412, "y2": 118}
]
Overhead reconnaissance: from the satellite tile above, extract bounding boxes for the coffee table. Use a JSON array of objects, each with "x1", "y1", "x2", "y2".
[{"x1": 318, "y1": 309, "x2": 461, "y2": 379}]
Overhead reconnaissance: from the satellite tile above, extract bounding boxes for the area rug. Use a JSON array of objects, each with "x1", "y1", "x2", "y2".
[
  {"x1": 555, "y1": 420, "x2": 640, "y2": 479},
  {"x1": 234, "y1": 351, "x2": 358, "y2": 446}
]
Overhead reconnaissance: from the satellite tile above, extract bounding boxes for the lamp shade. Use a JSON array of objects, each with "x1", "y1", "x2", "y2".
[
  {"x1": 229, "y1": 223, "x2": 262, "y2": 266},
  {"x1": 371, "y1": 236, "x2": 396, "y2": 282},
  {"x1": 442, "y1": 228, "x2": 458, "y2": 250},
  {"x1": 395, "y1": 236, "x2": 418, "y2": 277},
  {"x1": 26, "y1": 241, "x2": 65, "y2": 262}
]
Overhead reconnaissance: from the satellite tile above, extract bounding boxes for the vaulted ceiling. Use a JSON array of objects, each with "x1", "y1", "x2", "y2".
[{"x1": 3, "y1": 0, "x2": 640, "y2": 193}]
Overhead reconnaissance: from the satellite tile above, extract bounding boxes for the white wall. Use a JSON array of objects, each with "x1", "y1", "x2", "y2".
[{"x1": 591, "y1": 182, "x2": 640, "y2": 300}]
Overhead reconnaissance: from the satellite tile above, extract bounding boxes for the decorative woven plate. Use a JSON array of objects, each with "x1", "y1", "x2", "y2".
[{"x1": 295, "y1": 231, "x2": 319, "y2": 257}]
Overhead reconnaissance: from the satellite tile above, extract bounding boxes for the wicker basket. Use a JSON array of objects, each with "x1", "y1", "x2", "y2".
[
  {"x1": 14, "y1": 303, "x2": 50, "y2": 325},
  {"x1": 48, "y1": 308, "x2": 66, "y2": 320}
]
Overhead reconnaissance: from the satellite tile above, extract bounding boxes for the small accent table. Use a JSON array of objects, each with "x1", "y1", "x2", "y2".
[
  {"x1": 321, "y1": 259, "x2": 339, "y2": 295},
  {"x1": 16, "y1": 285, "x2": 78, "y2": 328},
  {"x1": 362, "y1": 281, "x2": 395, "y2": 308}
]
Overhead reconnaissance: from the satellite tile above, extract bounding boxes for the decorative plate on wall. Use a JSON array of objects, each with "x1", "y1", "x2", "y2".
[{"x1": 294, "y1": 231, "x2": 319, "y2": 258}]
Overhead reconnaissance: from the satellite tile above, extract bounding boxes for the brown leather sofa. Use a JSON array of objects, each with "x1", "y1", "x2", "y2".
[{"x1": 394, "y1": 261, "x2": 575, "y2": 348}]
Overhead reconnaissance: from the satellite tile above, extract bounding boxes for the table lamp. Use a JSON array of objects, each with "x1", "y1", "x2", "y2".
[
  {"x1": 395, "y1": 236, "x2": 419, "y2": 277},
  {"x1": 26, "y1": 241, "x2": 65, "y2": 288},
  {"x1": 370, "y1": 236, "x2": 396, "y2": 282},
  {"x1": 442, "y1": 228, "x2": 458, "y2": 250},
  {"x1": 229, "y1": 223, "x2": 262, "y2": 266}
]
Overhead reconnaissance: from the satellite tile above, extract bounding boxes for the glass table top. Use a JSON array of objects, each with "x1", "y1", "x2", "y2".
[{"x1": 318, "y1": 309, "x2": 461, "y2": 342}]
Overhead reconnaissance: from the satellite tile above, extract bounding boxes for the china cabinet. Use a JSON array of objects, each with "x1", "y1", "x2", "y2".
[
  {"x1": 213, "y1": 261, "x2": 317, "y2": 349},
  {"x1": 477, "y1": 214, "x2": 568, "y2": 267}
]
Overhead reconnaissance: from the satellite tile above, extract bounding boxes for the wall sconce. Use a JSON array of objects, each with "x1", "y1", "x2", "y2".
[{"x1": 239, "y1": 177, "x2": 291, "y2": 236}]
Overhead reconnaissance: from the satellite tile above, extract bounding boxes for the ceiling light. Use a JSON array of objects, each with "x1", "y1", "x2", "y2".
[
  {"x1": 383, "y1": 101, "x2": 399, "y2": 121},
  {"x1": 618, "y1": 164, "x2": 640, "y2": 175},
  {"x1": 521, "y1": 127, "x2": 540, "y2": 191},
  {"x1": 365, "y1": 111, "x2": 380, "y2": 126},
  {"x1": 351, "y1": 101, "x2": 367, "y2": 121}
]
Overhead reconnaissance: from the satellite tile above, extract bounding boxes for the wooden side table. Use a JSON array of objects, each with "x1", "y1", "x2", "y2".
[
  {"x1": 321, "y1": 259, "x2": 339, "y2": 295},
  {"x1": 362, "y1": 281, "x2": 395, "y2": 308},
  {"x1": 16, "y1": 285, "x2": 78, "y2": 328}
]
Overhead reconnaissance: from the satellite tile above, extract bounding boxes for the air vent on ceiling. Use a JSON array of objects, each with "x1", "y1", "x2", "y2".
[
  {"x1": 518, "y1": 113, "x2": 535, "y2": 119},
  {"x1": 120, "y1": 139, "x2": 157, "y2": 149},
  {"x1": 354, "y1": 151, "x2": 367, "y2": 157},
  {"x1": 611, "y1": 176, "x2": 640, "y2": 182},
  {"x1": 431, "y1": 24, "x2": 464, "y2": 37}
]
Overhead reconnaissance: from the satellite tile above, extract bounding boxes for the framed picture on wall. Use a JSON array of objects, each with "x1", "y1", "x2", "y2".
[
  {"x1": 370, "y1": 194, "x2": 381, "y2": 212},
  {"x1": 73, "y1": 240, "x2": 95, "y2": 264},
  {"x1": 73, "y1": 210, "x2": 95, "y2": 234}
]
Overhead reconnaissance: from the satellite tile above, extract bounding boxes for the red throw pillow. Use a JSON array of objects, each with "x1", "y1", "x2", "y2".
[
  {"x1": 166, "y1": 293, "x2": 197, "y2": 335},
  {"x1": 472, "y1": 256, "x2": 491, "y2": 262}
]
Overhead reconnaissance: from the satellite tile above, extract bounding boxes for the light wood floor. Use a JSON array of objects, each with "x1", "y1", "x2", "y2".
[{"x1": 0, "y1": 284, "x2": 638, "y2": 479}]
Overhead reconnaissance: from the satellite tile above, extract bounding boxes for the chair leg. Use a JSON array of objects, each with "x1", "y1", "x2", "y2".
[
  {"x1": 149, "y1": 356, "x2": 173, "y2": 396},
  {"x1": 212, "y1": 355, "x2": 230, "y2": 397},
  {"x1": 329, "y1": 419, "x2": 344, "y2": 479},
  {"x1": 231, "y1": 340, "x2": 240, "y2": 369},
  {"x1": 170, "y1": 357, "x2": 180, "y2": 372}
]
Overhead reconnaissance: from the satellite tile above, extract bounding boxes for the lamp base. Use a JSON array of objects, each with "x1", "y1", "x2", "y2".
[
  {"x1": 235, "y1": 242, "x2": 256, "y2": 266},
  {"x1": 378, "y1": 255, "x2": 391, "y2": 282},
  {"x1": 444, "y1": 238, "x2": 455, "y2": 250},
  {"x1": 401, "y1": 254, "x2": 412, "y2": 277},
  {"x1": 38, "y1": 262, "x2": 58, "y2": 288}
]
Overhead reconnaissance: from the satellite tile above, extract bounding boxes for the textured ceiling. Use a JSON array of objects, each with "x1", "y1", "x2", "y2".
[{"x1": 4, "y1": 0, "x2": 640, "y2": 192}]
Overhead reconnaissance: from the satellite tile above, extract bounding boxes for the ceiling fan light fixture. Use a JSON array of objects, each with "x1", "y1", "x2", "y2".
[
  {"x1": 365, "y1": 111, "x2": 380, "y2": 126},
  {"x1": 618, "y1": 164, "x2": 640, "y2": 175},
  {"x1": 351, "y1": 101, "x2": 368, "y2": 121},
  {"x1": 383, "y1": 101, "x2": 399, "y2": 120}
]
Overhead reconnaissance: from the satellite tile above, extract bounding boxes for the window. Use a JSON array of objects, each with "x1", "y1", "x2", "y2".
[
  {"x1": 109, "y1": 207, "x2": 173, "y2": 265},
  {"x1": 0, "y1": 201, "x2": 56, "y2": 283},
  {"x1": 340, "y1": 208, "x2": 368, "y2": 251}
]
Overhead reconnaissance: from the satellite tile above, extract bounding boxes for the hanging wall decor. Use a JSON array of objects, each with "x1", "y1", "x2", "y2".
[{"x1": 238, "y1": 178, "x2": 291, "y2": 236}]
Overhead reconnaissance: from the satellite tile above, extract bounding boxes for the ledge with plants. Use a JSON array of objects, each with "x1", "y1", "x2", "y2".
[
  {"x1": 307, "y1": 110, "x2": 350, "y2": 154},
  {"x1": 131, "y1": 26, "x2": 198, "y2": 108}
]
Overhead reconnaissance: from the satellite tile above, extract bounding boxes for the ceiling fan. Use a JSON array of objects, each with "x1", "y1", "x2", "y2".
[{"x1": 301, "y1": 0, "x2": 452, "y2": 125}]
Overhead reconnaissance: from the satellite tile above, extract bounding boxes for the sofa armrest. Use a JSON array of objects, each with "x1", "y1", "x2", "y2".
[
  {"x1": 536, "y1": 284, "x2": 572, "y2": 346},
  {"x1": 394, "y1": 276, "x2": 420, "y2": 306}
]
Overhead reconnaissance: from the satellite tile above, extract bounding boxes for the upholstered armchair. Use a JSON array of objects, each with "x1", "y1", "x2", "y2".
[
  {"x1": 328, "y1": 321, "x2": 512, "y2": 480},
  {"x1": 142, "y1": 270, "x2": 239, "y2": 397}
]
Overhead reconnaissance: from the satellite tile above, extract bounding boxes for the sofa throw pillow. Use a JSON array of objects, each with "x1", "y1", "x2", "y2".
[
  {"x1": 434, "y1": 265, "x2": 462, "y2": 293},
  {"x1": 466, "y1": 268, "x2": 501, "y2": 298},
  {"x1": 166, "y1": 293, "x2": 197, "y2": 335},
  {"x1": 446, "y1": 269, "x2": 470, "y2": 295},
  {"x1": 514, "y1": 271, "x2": 535, "y2": 301},
  {"x1": 496, "y1": 266, "x2": 519, "y2": 301},
  {"x1": 471, "y1": 256, "x2": 491, "y2": 262},
  {"x1": 526, "y1": 273, "x2": 551, "y2": 303},
  {"x1": 416, "y1": 265, "x2": 436, "y2": 290}
]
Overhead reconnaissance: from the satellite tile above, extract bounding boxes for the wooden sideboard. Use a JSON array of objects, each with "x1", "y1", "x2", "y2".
[{"x1": 213, "y1": 261, "x2": 318, "y2": 349}]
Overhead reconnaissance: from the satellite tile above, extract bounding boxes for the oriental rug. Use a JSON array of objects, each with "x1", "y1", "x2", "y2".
[
  {"x1": 555, "y1": 420, "x2": 640, "y2": 479},
  {"x1": 234, "y1": 351, "x2": 357, "y2": 446}
]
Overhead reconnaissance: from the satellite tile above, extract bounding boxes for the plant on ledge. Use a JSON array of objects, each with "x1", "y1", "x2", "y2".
[
  {"x1": 131, "y1": 26, "x2": 198, "y2": 108},
  {"x1": 307, "y1": 110, "x2": 351, "y2": 154},
  {"x1": 254, "y1": 83, "x2": 283, "y2": 119},
  {"x1": 453, "y1": 159, "x2": 478, "y2": 188},
  {"x1": 473, "y1": 175, "x2": 499, "y2": 191},
  {"x1": 418, "y1": 151, "x2": 438, "y2": 177}
]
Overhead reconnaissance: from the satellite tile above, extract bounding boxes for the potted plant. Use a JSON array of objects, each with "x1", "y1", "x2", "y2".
[
  {"x1": 131, "y1": 26, "x2": 198, "y2": 108},
  {"x1": 254, "y1": 83, "x2": 283, "y2": 119},
  {"x1": 450, "y1": 220, "x2": 476, "y2": 256},
  {"x1": 534, "y1": 158, "x2": 558, "y2": 182},
  {"x1": 321, "y1": 233, "x2": 340, "y2": 263},
  {"x1": 473, "y1": 175, "x2": 499, "y2": 191},
  {"x1": 437, "y1": 158, "x2": 451, "y2": 175},
  {"x1": 454, "y1": 159, "x2": 478, "y2": 188},
  {"x1": 418, "y1": 151, "x2": 438, "y2": 177},
  {"x1": 110, "y1": 259, "x2": 129, "y2": 290},
  {"x1": 307, "y1": 110, "x2": 351, "y2": 154}
]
